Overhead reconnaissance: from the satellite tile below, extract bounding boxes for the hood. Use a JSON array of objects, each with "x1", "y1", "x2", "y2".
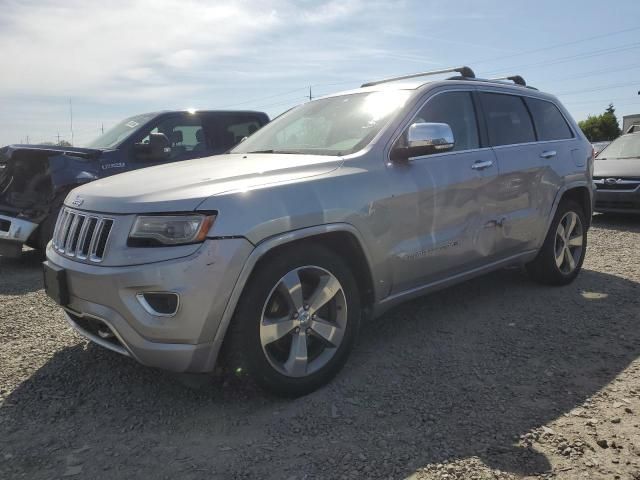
[
  {"x1": 67, "y1": 153, "x2": 343, "y2": 214},
  {"x1": 594, "y1": 157, "x2": 640, "y2": 178},
  {"x1": 2, "y1": 144, "x2": 104, "y2": 161}
]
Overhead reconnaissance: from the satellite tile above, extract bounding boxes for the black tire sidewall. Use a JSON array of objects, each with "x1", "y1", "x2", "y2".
[
  {"x1": 530, "y1": 200, "x2": 587, "y2": 285},
  {"x1": 232, "y1": 244, "x2": 361, "y2": 397}
]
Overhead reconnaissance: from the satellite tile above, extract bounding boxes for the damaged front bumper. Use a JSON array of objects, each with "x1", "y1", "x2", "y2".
[{"x1": 0, "y1": 214, "x2": 39, "y2": 257}]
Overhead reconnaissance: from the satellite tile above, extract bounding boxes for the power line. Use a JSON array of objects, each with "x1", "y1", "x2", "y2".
[
  {"x1": 216, "y1": 87, "x2": 308, "y2": 109},
  {"x1": 563, "y1": 96, "x2": 640, "y2": 105},
  {"x1": 556, "y1": 81, "x2": 640, "y2": 96},
  {"x1": 471, "y1": 26, "x2": 640, "y2": 66},
  {"x1": 546, "y1": 63, "x2": 640, "y2": 82},
  {"x1": 479, "y1": 42, "x2": 640, "y2": 76}
]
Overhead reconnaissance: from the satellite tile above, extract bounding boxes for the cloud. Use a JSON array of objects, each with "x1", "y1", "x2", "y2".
[
  {"x1": 0, "y1": 0, "x2": 463, "y2": 144},
  {"x1": 0, "y1": 0, "x2": 384, "y2": 101},
  {"x1": 0, "y1": 0, "x2": 283, "y2": 97}
]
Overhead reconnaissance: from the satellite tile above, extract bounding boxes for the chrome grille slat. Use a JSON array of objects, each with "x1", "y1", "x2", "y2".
[
  {"x1": 56, "y1": 211, "x2": 74, "y2": 252},
  {"x1": 89, "y1": 219, "x2": 105, "y2": 261},
  {"x1": 52, "y1": 209, "x2": 67, "y2": 249},
  {"x1": 75, "y1": 215, "x2": 90, "y2": 258},
  {"x1": 52, "y1": 207, "x2": 114, "y2": 263},
  {"x1": 64, "y1": 214, "x2": 80, "y2": 255}
]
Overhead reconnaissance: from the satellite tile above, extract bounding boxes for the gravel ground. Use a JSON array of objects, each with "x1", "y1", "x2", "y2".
[{"x1": 1, "y1": 214, "x2": 639, "y2": 480}]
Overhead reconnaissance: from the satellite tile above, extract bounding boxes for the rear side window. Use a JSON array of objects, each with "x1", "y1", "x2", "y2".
[
  {"x1": 205, "y1": 114, "x2": 267, "y2": 152},
  {"x1": 525, "y1": 98, "x2": 573, "y2": 141},
  {"x1": 414, "y1": 91, "x2": 479, "y2": 151},
  {"x1": 480, "y1": 93, "x2": 535, "y2": 146}
]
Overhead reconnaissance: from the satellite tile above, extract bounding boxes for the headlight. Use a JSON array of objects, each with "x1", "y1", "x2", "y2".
[{"x1": 128, "y1": 214, "x2": 216, "y2": 246}]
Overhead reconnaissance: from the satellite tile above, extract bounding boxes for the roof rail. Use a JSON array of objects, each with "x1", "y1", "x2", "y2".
[
  {"x1": 361, "y1": 66, "x2": 475, "y2": 88},
  {"x1": 488, "y1": 75, "x2": 527, "y2": 86}
]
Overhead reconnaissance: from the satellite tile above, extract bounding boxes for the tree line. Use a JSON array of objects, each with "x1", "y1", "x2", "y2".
[{"x1": 578, "y1": 103, "x2": 622, "y2": 142}]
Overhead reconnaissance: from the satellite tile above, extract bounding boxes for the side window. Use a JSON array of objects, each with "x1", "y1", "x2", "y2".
[
  {"x1": 414, "y1": 91, "x2": 479, "y2": 151},
  {"x1": 139, "y1": 115, "x2": 206, "y2": 160},
  {"x1": 227, "y1": 120, "x2": 263, "y2": 144},
  {"x1": 205, "y1": 115, "x2": 267, "y2": 154},
  {"x1": 480, "y1": 93, "x2": 535, "y2": 146},
  {"x1": 525, "y1": 98, "x2": 573, "y2": 141}
]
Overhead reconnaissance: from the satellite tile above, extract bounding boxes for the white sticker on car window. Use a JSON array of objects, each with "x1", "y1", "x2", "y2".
[{"x1": 125, "y1": 121, "x2": 139, "y2": 128}]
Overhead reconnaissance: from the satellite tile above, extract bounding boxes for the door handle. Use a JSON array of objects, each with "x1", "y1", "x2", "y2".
[
  {"x1": 540, "y1": 150, "x2": 557, "y2": 159},
  {"x1": 471, "y1": 160, "x2": 494, "y2": 170}
]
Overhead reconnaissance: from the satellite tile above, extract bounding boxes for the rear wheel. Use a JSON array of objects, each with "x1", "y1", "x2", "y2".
[
  {"x1": 224, "y1": 244, "x2": 360, "y2": 397},
  {"x1": 526, "y1": 200, "x2": 587, "y2": 285}
]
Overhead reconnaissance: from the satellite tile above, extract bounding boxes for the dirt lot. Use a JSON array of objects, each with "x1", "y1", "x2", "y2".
[{"x1": 0, "y1": 215, "x2": 639, "y2": 479}]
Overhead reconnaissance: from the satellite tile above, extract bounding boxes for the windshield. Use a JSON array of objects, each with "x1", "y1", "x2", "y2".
[
  {"x1": 232, "y1": 90, "x2": 411, "y2": 156},
  {"x1": 85, "y1": 113, "x2": 156, "y2": 149},
  {"x1": 598, "y1": 134, "x2": 640, "y2": 160}
]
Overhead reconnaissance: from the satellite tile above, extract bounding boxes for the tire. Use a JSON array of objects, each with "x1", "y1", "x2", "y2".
[
  {"x1": 526, "y1": 200, "x2": 587, "y2": 286},
  {"x1": 223, "y1": 243, "x2": 361, "y2": 397}
]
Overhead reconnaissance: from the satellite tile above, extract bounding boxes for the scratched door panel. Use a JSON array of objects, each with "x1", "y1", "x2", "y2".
[{"x1": 385, "y1": 148, "x2": 500, "y2": 294}]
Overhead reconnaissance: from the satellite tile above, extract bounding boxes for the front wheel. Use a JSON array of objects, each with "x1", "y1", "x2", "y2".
[
  {"x1": 526, "y1": 200, "x2": 587, "y2": 285},
  {"x1": 224, "y1": 244, "x2": 360, "y2": 397}
]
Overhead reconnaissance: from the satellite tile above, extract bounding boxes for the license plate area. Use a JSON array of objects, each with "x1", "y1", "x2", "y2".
[{"x1": 43, "y1": 261, "x2": 69, "y2": 306}]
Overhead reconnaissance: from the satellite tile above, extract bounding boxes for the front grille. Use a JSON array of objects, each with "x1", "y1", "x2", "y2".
[
  {"x1": 593, "y1": 178, "x2": 640, "y2": 191},
  {"x1": 52, "y1": 208, "x2": 114, "y2": 262}
]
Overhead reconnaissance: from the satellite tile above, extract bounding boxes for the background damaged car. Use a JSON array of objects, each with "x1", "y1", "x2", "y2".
[{"x1": 0, "y1": 109, "x2": 269, "y2": 258}]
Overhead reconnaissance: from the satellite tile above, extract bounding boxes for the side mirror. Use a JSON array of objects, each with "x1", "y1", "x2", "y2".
[
  {"x1": 391, "y1": 122, "x2": 455, "y2": 161},
  {"x1": 134, "y1": 133, "x2": 171, "y2": 161}
]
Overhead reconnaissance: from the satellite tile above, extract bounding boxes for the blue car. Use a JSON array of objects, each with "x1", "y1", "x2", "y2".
[{"x1": 0, "y1": 110, "x2": 269, "y2": 257}]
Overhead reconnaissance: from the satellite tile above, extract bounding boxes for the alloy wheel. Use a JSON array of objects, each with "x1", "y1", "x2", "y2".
[
  {"x1": 554, "y1": 211, "x2": 584, "y2": 274},
  {"x1": 259, "y1": 266, "x2": 347, "y2": 378}
]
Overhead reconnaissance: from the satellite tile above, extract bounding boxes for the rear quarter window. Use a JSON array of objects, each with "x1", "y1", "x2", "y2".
[
  {"x1": 525, "y1": 98, "x2": 573, "y2": 141},
  {"x1": 480, "y1": 92, "x2": 536, "y2": 147}
]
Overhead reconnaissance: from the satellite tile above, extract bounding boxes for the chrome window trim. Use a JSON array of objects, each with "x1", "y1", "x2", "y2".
[{"x1": 490, "y1": 137, "x2": 575, "y2": 151}]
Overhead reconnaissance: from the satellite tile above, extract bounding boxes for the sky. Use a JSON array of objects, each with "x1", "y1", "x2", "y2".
[{"x1": 0, "y1": 0, "x2": 639, "y2": 146}]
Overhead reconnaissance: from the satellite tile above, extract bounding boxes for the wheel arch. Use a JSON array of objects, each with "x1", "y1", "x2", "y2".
[
  {"x1": 206, "y1": 223, "x2": 376, "y2": 369},
  {"x1": 548, "y1": 182, "x2": 594, "y2": 232}
]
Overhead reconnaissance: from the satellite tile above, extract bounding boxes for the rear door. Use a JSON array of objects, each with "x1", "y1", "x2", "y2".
[
  {"x1": 386, "y1": 89, "x2": 501, "y2": 294},
  {"x1": 478, "y1": 91, "x2": 547, "y2": 256}
]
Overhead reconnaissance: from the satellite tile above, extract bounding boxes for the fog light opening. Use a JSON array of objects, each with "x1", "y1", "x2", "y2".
[{"x1": 136, "y1": 292, "x2": 180, "y2": 317}]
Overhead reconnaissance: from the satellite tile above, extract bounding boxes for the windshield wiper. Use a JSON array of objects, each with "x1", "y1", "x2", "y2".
[{"x1": 245, "y1": 149, "x2": 300, "y2": 154}]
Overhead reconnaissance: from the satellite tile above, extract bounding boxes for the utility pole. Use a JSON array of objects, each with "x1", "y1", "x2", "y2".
[
  {"x1": 309, "y1": 86, "x2": 313, "y2": 101},
  {"x1": 101, "y1": 123, "x2": 104, "y2": 134},
  {"x1": 56, "y1": 132, "x2": 61, "y2": 144},
  {"x1": 69, "y1": 98, "x2": 74, "y2": 146},
  {"x1": 25, "y1": 135, "x2": 29, "y2": 144}
]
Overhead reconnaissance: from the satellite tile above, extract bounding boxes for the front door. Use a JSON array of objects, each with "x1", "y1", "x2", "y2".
[{"x1": 386, "y1": 90, "x2": 501, "y2": 294}]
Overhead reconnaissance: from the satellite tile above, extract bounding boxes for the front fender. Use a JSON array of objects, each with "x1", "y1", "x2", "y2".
[{"x1": 48, "y1": 155, "x2": 100, "y2": 193}]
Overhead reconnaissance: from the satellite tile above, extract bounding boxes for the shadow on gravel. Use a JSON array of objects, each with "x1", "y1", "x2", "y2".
[
  {"x1": 0, "y1": 248, "x2": 43, "y2": 295},
  {"x1": 591, "y1": 212, "x2": 640, "y2": 232},
  {"x1": 1, "y1": 268, "x2": 639, "y2": 479}
]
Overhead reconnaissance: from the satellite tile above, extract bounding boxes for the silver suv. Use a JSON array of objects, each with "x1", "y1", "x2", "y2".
[{"x1": 44, "y1": 67, "x2": 594, "y2": 396}]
